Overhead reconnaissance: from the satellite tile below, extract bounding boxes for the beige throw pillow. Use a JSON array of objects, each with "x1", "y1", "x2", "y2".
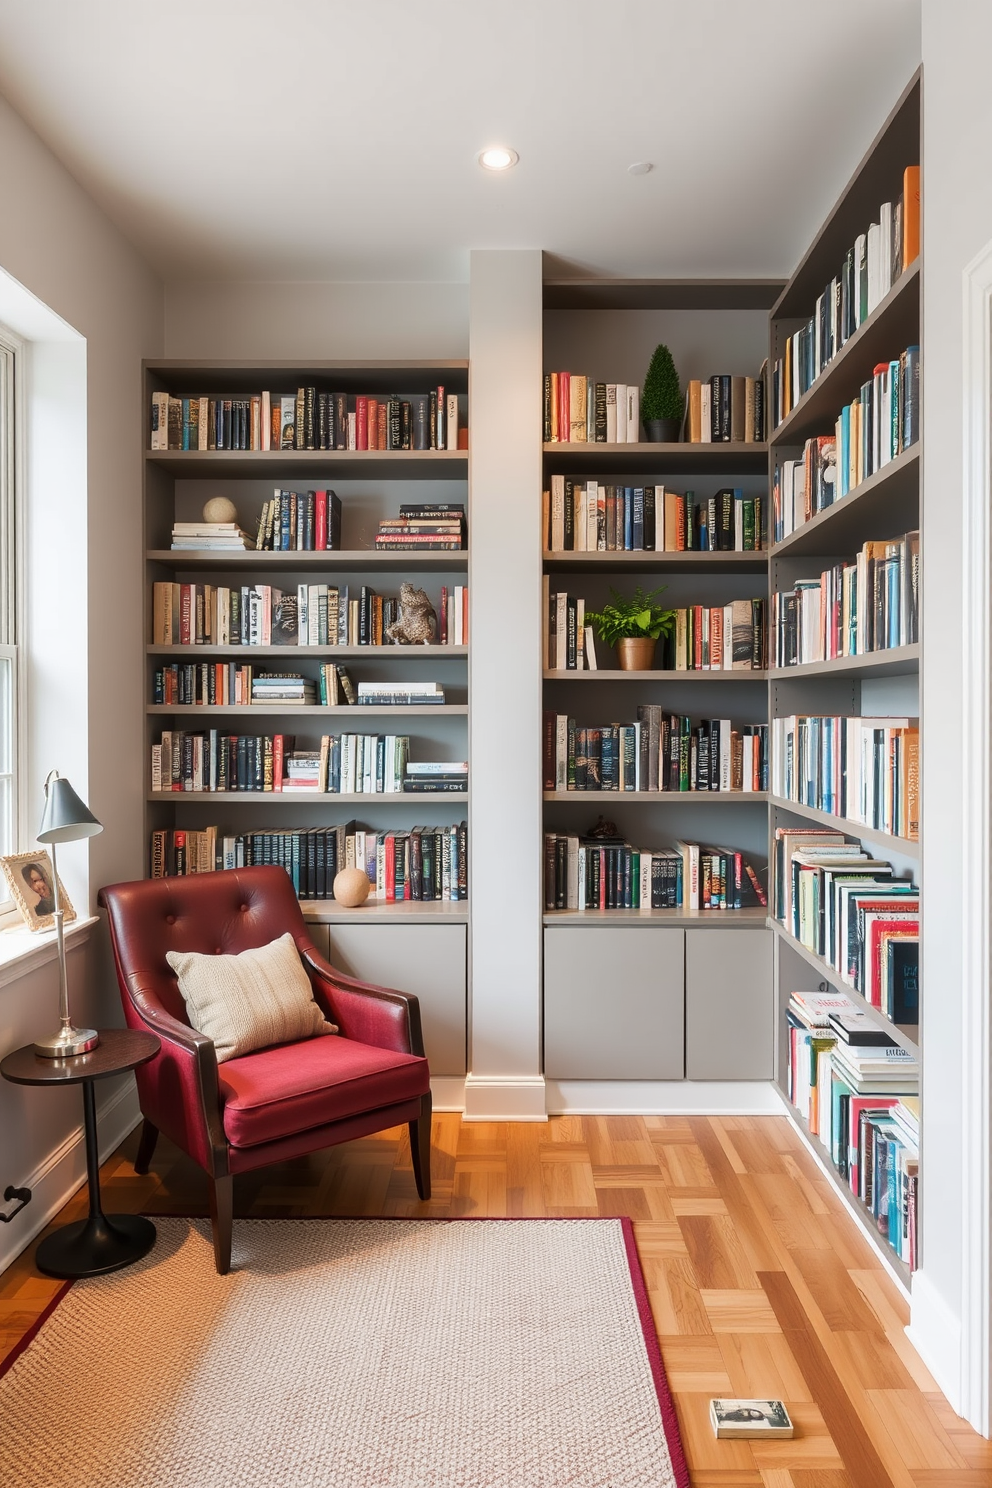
[{"x1": 166, "y1": 932, "x2": 336, "y2": 1063}]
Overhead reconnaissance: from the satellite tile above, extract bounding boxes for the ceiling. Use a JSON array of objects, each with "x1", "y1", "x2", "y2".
[{"x1": 0, "y1": 0, "x2": 922, "y2": 284}]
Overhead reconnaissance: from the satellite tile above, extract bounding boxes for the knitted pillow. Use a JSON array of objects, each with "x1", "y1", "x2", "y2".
[{"x1": 166, "y1": 932, "x2": 336, "y2": 1063}]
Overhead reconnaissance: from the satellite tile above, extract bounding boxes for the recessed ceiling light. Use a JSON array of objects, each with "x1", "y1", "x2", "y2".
[
  {"x1": 479, "y1": 146, "x2": 519, "y2": 172},
  {"x1": 627, "y1": 162, "x2": 654, "y2": 176}
]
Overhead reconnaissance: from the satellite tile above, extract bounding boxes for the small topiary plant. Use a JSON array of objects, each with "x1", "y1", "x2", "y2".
[{"x1": 642, "y1": 343, "x2": 682, "y2": 422}]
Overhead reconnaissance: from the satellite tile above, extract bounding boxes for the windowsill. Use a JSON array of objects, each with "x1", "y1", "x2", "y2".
[{"x1": 0, "y1": 914, "x2": 99, "y2": 990}]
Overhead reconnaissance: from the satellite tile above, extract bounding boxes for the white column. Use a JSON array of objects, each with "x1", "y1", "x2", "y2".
[{"x1": 465, "y1": 249, "x2": 545, "y2": 1120}]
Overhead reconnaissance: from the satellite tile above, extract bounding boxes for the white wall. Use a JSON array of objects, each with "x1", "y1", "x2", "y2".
[
  {"x1": 912, "y1": 7, "x2": 992, "y2": 1429},
  {"x1": 0, "y1": 89, "x2": 162, "y2": 1260}
]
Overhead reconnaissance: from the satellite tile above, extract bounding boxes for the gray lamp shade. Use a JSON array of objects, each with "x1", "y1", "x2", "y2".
[{"x1": 37, "y1": 775, "x2": 103, "y2": 844}]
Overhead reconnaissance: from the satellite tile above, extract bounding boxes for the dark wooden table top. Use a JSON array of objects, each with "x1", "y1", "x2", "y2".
[{"x1": 0, "y1": 1028, "x2": 160, "y2": 1086}]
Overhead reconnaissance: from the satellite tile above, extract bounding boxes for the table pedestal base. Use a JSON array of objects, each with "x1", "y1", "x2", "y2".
[{"x1": 36, "y1": 1213, "x2": 157, "y2": 1279}]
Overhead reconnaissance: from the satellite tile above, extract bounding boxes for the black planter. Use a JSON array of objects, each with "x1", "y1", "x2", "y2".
[{"x1": 643, "y1": 417, "x2": 681, "y2": 443}]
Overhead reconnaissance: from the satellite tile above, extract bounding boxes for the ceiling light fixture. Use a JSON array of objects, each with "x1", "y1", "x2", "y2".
[
  {"x1": 479, "y1": 146, "x2": 519, "y2": 172},
  {"x1": 627, "y1": 162, "x2": 654, "y2": 176}
]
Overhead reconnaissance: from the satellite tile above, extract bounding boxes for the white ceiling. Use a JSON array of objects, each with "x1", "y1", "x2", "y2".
[{"x1": 0, "y1": 0, "x2": 921, "y2": 283}]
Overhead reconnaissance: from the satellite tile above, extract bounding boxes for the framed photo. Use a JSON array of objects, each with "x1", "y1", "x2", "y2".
[{"x1": 1, "y1": 851, "x2": 75, "y2": 932}]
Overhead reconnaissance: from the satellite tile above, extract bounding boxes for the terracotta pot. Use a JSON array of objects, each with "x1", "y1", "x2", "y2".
[{"x1": 616, "y1": 637, "x2": 657, "y2": 671}]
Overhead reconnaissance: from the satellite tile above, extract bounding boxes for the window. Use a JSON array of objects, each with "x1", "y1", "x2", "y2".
[{"x1": 0, "y1": 331, "x2": 18, "y2": 906}]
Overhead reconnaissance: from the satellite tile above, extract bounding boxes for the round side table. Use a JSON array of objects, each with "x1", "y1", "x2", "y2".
[{"x1": 1, "y1": 1027, "x2": 161, "y2": 1279}]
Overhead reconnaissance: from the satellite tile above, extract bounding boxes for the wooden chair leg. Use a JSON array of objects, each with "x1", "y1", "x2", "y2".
[
  {"x1": 209, "y1": 1174, "x2": 233, "y2": 1274},
  {"x1": 409, "y1": 1092, "x2": 432, "y2": 1201},
  {"x1": 133, "y1": 1118, "x2": 159, "y2": 1175}
]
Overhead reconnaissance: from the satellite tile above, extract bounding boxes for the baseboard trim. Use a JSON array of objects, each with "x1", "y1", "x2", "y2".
[
  {"x1": 462, "y1": 1076, "x2": 547, "y2": 1122},
  {"x1": 0, "y1": 1079, "x2": 141, "y2": 1275},
  {"x1": 546, "y1": 1079, "x2": 784, "y2": 1116},
  {"x1": 907, "y1": 1269, "x2": 963, "y2": 1417},
  {"x1": 429, "y1": 1076, "x2": 466, "y2": 1112}
]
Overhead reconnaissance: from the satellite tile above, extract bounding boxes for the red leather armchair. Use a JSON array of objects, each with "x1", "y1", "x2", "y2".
[{"x1": 98, "y1": 866, "x2": 432, "y2": 1272}]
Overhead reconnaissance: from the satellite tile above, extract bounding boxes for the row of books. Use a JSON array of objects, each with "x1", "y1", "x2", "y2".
[
  {"x1": 772, "y1": 166, "x2": 919, "y2": 428},
  {"x1": 152, "y1": 581, "x2": 468, "y2": 649},
  {"x1": 771, "y1": 348, "x2": 920, "y2": 544},
  {"x1": 252, "y1": 490, "x2": 343, "y2": 551},
  {"x1": 151, "y1": 663, "x2": 449, "y2": 710},
  {"x1": 771, "y1": 714, "x2": 919, "y2": 842},
  {"x1": 786, "y1": 989, "x2": 918, "y2": 1268},
  {"x1": 150, "y1": 822, "x2": 468, "y2": 902},
  {"x1": 543, "y1": 375, "x2": 640, "y2": 443},
  {"x1": 543, "y1": 479, "x2": 763, "y2": 554},
  {"x1": 775, "y1": 827, "x2": 919, "y2": 1019},
  {"x1": 543, "y1": 832, "x2": 766, "y2": 911},
  {"x1": 770, "y1": 532, "x2": 920, "y2": 666},
  {"x1": 374, "y1": 504, "x2": 466, "y2": 552},
  {"x1": 150, "y1": 387, "x2": 462, "y2": 452},
  {"x1": 542, "y1": 710, "x2": 768, "y2": 794},
  {"x1": 685, "y1": 374, "x2": 766, "y2": 443},
  {"x1": 544, "y1": 593, "x2": 766, "y2": 672},
  {"x1": 150, "y1": 729, "x2": 467, "y2": 796},
  {"x1": 154, "y1": 662, "x2": 257, "y2": 707}
]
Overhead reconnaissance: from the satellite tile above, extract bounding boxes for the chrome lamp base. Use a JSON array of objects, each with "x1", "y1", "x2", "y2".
[{"x1": 34, "y1": 1026, "x2": 100, "y2": 1059}]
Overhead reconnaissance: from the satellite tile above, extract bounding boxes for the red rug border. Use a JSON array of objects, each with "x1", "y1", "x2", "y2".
[{"x1": 1, "y1": 1214, "x2": 691, "y2": 1484}]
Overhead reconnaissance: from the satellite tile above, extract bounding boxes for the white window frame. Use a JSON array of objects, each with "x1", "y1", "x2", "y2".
[{"x1": 0, "y1": 326, "x2": 24, "y2": 922}]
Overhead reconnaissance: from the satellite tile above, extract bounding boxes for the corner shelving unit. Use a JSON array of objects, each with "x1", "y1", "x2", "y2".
[
  {"x1": 141, "y1": 358, "x2": 473, "y2": 1079},
  {"x1": 539, "y1": 278, "x2": 782, "y2": 1086},
  {"x1": 766, "y1": 70, "x2": 921, "y2": 1290}
]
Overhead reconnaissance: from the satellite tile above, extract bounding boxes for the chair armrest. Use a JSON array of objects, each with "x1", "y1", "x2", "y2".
[
  {"x1": 126, "y1": 977, "x2": 229, "y2": 1176},
  {"x1": 299, "y1": 944, "x2": 425, "y2": 1058}
]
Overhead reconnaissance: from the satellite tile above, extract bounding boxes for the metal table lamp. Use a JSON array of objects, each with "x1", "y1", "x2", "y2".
[{"x1": 33, "y1": 771, "x2": 103, "y2": 1058}]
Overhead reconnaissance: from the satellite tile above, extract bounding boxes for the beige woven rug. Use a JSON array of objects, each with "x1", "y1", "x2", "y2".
[{"x1": 0, "y1": 1217, "x2": 687, "y2": 1488}]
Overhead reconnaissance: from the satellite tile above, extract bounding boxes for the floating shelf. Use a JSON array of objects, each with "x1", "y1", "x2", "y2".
[
  {"x1": 544, "y1": 668, "x2": 768, "y2": 682},
  {"x1": 148, "y1": 549, "x2": 469, "y2": 572},
  {"x1": 148, "y1": 791, "x2": 469, "y2": 805},
  {"x1": 768, "y1": 644, "x2": 918, "y2": 681},
  {"x1": 542, "y1": 441, "x2": 768, "y2": 475},
  {"x1": 543, "y1": 550, "x2": 766, "y2": 573},
  {"x1": 145, "y1": 449, "x2": 468, "y2": 480},
  {"x1": 147, "y1": 704, "x2": 468, "y2": 717},
  {"x1": 769, "y1": 444, "x2": 920, "y2": 559},
  {"x1": 770, "y1": 261, "x2": 920, "y2": 449},
  {"x1": 767, "y1": 795, "x2": 918, "y2": 858},
  {"x1": 301, "y1": 898, "x2": 468, "y2": 925},
  {"x1": 772, "y1": 920, "x2": 919, "y2": 1053},
  {"x1": 147, "y1": 644, "x2": 467, "y2": 660},
  {"x1": 544, "y1": 790, "x2": 768, "y2": 803}
]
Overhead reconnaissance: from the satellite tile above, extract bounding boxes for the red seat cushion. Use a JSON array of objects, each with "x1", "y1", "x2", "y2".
[{"x1": 217, "y1": 1034, "x2": 430, "y2": 1149}]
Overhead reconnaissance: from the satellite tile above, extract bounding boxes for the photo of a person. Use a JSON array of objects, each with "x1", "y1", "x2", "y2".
[
  {"x1": 21, "y1": 861, "x2": 55, "y2": 919},
  {"x1": 1, "y1": 851, "x2": 75, "y2": 932}
]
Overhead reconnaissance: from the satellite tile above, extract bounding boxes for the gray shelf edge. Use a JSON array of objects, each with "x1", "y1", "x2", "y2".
[
  {"x1": 544, "y1": 669, "x2": 769, "y2": 682},
  {"x1": 148, "y1": 792, "x2": 470, "y2": 804},
  {"x1": 544, "y1": 791, "x2": 768, "y2": 803},
  {"x1": 543, "y1": 907, "x2": 769, "y2": 928},
  {"x1": 768, "y1": 445, "x2": 920, "y2": 559},
  {"x1": 767, "y1": 645, "x2": 919, "y2": 681},
  {"x1": 767, "y1": 796, "x2": 918, "y2": 858}
]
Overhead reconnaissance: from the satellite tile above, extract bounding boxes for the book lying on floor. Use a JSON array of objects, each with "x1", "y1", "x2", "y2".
[{"x1": 709, "y1": 1400, "x2": 794, "y2": 1439}]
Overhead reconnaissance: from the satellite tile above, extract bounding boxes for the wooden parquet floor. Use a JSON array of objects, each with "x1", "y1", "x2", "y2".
[{"x1": 2, "y1": 1112, "x2": 990, "y2": 1487}]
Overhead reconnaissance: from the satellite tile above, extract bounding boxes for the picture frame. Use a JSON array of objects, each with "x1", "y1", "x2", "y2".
[{"x1": 1, "y1": 851, "x2": 76, "y2": 933}]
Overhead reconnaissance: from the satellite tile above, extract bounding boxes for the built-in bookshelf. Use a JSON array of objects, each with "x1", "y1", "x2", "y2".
[
  {"x1": 143, "y1": 359, "x2": 471, "y2": 926},
  {"x1": 767, "y1": 70, "x2": 921, "y2": 1289}
]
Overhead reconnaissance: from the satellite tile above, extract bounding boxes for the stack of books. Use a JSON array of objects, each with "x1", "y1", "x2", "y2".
[
  {"x1": 357, "y1": 682, "x2": 446, "y2": 707},
  {"x1": 250, "y1": 673, "x2": 317, "y2": 707},
  {"x1": 402, "y1": 762, "x2": 468, "y2": 793},
  {"x1": 282, "y1": 752, "x2": 322, "y2": 793},
  {"x1": 374, "y1": 504, "x2": 466, "y2": 552},
  {"x1": 170, "y1": 521, "x2": 255, "y2": 551}
]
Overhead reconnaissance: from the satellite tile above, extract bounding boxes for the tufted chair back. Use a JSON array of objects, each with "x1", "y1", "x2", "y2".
[{"x1": 101, "y1": 866, "x2": 320, "y2": 1028}]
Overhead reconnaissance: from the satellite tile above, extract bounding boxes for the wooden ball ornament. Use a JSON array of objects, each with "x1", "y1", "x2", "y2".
[
  {"x1": 333, "y1": 867, "x2": 371, "y2": 908},
  {"x1": 203, "y1": 496, "x2": 239, "y2": 525}
]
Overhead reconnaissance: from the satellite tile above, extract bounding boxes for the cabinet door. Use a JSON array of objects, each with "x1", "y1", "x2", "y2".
[
  {"x1": 544, "y1": 927, "x2": 684, "y2": 1080},
  {"x1": 321, "y1": 924, "x2": 467, "y2": 1077},
  {"x1": 685, "y1": 928, "x2": 773, "y2": 1079}
]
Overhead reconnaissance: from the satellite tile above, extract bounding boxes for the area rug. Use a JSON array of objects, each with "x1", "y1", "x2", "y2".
[{"x1": 0, "y1": 1217, "x2": 688, "y2": 1488}]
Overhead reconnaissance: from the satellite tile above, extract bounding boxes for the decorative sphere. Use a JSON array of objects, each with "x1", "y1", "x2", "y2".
[
  {"x1": 333, "y1": 868, "x2": 371, "y2": 908},
  {"x1": 203, "y1": 496, "x2": 239, "y2": 525}
]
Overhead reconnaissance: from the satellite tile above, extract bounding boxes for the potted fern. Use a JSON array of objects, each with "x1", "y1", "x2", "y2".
[
  {"x1": 584, "y1": 586, "x2": 675, "y2": 670},
  {"x1": 642, "y1": 342, "x2": 682, "y2": 442}
]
